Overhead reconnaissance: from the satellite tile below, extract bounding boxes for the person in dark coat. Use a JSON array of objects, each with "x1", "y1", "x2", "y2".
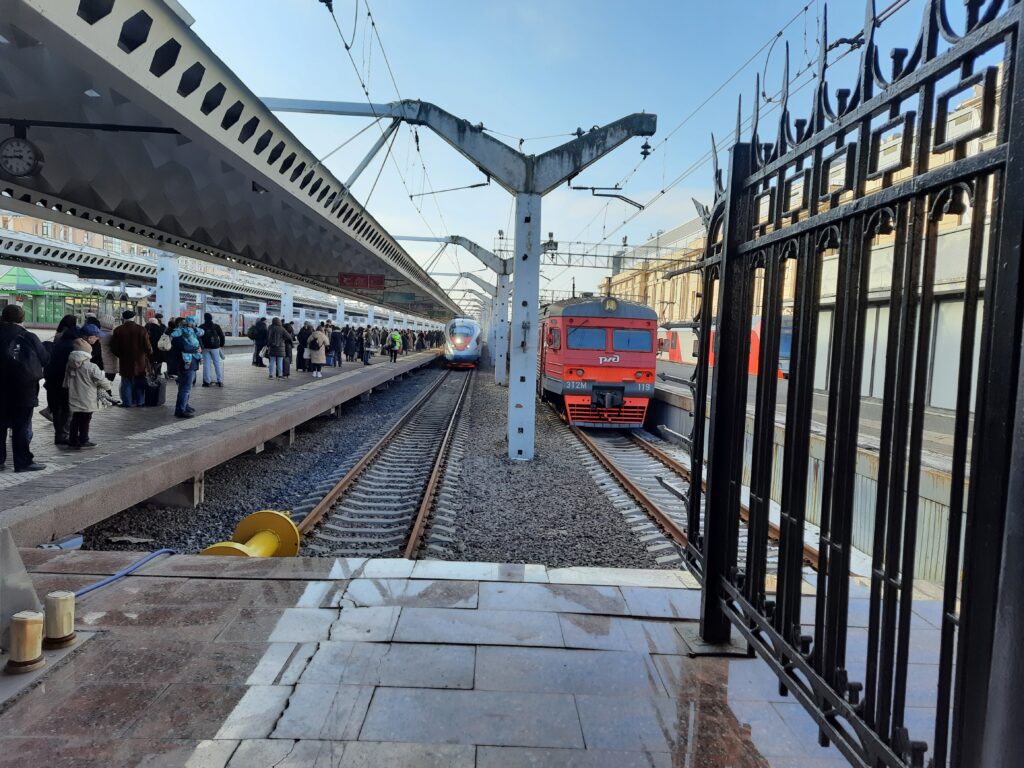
[
  {"x1": 147, "y1": 313, "x2": 167, "y2": 376},
  {"x1": 330, "y1": 325, "x2": 344, "y2": 367},
  {"x1": 265, "y1": 317, "x2": 293, "y2": 379},
  {"x1": 0, "y1": 304, "x2": 49, "y2": 472},
  {"x1": 282, "y1": 321, "x2": 295, "y2": 378},
  {"x1": 296, "y1": 322, "x2": 312, "y2": 371},
  {"x1": 43, "y1": 315, "x2": 79, "y2": 446},
  {"x1": 85, "y1": 314, "x2": 104, "y2": 373},
  {"x1": 199, "y1": 312, "x2": 226, "y2": 387},
  {"x1": 109, "y1": 310, "x2": 152, "y2": 407},
  {"x1": 344, "y1": 327, "x2": 357, "y2": 362},
  {"x1": 164, "y1": 318, "x2": 182, "y2": 378},
  {"x1": 249, "y1": 317, "x2": 269, "y2": 367}
]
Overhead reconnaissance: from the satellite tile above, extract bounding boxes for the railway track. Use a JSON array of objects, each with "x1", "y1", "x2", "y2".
[
  {"x1": 571, "y1": 426, "x2": 820, "y2": 575},
  {"x1": 297, "y1": 368, "x2": 472, "y2": 558}
]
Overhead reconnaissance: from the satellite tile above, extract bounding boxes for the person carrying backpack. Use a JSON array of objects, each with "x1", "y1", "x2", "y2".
[
  {"x1": 0, "y1": 304, "x2": 49, "y2": 472},
  {"x1": 199, "y1": 312, "x2": 226, "y2": 387}
]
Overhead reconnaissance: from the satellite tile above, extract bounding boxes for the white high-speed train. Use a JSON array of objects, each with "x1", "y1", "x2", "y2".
[{"x1": 444, "y1": 317, "x2": 482, "y2": 367}]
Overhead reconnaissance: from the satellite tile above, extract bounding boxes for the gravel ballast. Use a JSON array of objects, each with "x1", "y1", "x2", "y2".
[
  {"x1": 425, "y1": 369, "x2": 675, "y2": 569},
  {"x1": 83, "y1": 367, "x2": 445, "y2": 553}
]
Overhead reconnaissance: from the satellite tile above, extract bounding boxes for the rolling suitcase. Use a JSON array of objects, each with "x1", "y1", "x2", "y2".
[
  {"x1": 326, "y1": 352, "x2": 336, "y2": 366},
  {"x1": 144, "y1": 376, "x2": 166, "y2": 407}
]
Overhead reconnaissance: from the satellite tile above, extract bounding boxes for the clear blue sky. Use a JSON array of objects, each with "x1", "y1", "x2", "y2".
[{"x1": 179, "y1": 0, "x2": 928, "y2": 297}]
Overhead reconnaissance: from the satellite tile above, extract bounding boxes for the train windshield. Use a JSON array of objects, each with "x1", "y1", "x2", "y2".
[
  {"x1": 613, "y1": 329, "x2": 652, "y2": 352},
  {"x1": 451, "y1": 325, "x2": 475, "y2": 336},
  {"x1": 567, "y1": 327, "x2": 607, "y2": 350}
]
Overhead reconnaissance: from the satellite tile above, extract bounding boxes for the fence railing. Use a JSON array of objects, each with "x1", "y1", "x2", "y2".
[{"x1": 686, "y1": 2, "x2": 1024, "y2": 766}]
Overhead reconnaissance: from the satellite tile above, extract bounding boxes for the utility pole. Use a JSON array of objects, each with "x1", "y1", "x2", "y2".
[{"x1": 265, "y1": 97, "x2": 656, "y2": 460}]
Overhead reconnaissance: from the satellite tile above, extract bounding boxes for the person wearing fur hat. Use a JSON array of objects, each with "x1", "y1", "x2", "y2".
[{"x1": 64, "y1": 323, "x2": 113, "y2": 449}]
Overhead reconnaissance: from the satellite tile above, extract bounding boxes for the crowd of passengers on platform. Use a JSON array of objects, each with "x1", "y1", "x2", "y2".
[
  {"x1": 245, "y1": 317, "x2": 442, "y2": 378},
  {"x1": 0, "y1": 303, "x2": 442, "y2": 473}
]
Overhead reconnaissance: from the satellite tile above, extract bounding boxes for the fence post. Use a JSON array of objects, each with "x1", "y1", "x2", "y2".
[{"x1": 700, "y1": 141, "x2": 754, "y2": 643}]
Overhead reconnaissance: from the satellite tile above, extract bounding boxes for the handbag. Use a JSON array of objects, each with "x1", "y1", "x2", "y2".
[
  {"x1": 261, "y1": 346, "x2": 270, "y2": 359},
  {"x1": 157, "y1": 333, "x2": 172, "y2": 352}
]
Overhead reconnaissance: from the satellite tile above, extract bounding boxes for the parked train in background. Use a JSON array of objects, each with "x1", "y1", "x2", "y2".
[
  {"x1": 657, "y1": 316, "x2": 792, "y2": 377},
  {"x1": 538, "y1": 296, "x2": 658, "y2": 428},
  {"x1": 444, "y1": 317, "x2": 482, "y2": 367}
]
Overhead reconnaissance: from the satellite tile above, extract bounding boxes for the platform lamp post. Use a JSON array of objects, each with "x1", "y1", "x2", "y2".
[
  {"x1": 264, "y1": 97, "x2": 656, "y2": 460},
  {"x1": 396, "y1": 234, "x2": 512, "y2": 387}
]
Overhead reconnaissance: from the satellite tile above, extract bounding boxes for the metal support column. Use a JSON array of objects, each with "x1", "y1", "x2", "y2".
[
  {"x1": 257, "y1": 301, "x2": 268, "y2": 319},
  {"x1": 336, "y1": 298, "x2": 345, "y2": 325},
  {"x1": 230, "y1": 298, "x2": 240, "y2": 337},
  {"x1": 367, "y1": 306, "x2": 375, "y2": 325},
  {"x1": 154, "y1": 249, "x2": 180, "y2": 319},
  {"x1": 508, "y1": 192, "x2": 541, "y2": 460},
  {"x1": 280, "y1": 283, "x2": 294, "y2": 322}
]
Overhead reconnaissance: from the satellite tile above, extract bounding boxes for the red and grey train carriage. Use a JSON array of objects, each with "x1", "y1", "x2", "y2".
[{"x1": 538, "y1": 296, "x2": 658, "y2": 428}]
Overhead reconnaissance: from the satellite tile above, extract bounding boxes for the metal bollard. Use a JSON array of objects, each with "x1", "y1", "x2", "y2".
[{"x1": 200, "y1": 510, "x2": 300, "y2": 557}]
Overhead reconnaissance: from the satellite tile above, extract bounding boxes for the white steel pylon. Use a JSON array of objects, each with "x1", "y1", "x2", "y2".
[{"x1": 265, "y1": 97, "x2": 656, "y2": 460}]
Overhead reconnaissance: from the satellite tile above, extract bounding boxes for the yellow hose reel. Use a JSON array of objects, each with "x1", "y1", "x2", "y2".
[{"x1": 200, "y1": 510, "x2": 300, "y2": 557}]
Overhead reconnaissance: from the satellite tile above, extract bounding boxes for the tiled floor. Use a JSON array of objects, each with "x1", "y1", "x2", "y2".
[{"x1": 0, "y1": 550, "x2": 919, "y2": 767}]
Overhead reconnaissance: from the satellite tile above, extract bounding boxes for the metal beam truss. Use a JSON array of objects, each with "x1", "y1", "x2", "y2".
[
  {"x1": 0, "y1": 230, "x2": 336, "y2": 309},
  {"x1": 493, "y1": 239, "x2": 702, "y2": 272},
  {"x1": 686, "y1": 2, "x2": 1023, "y2": 767}
]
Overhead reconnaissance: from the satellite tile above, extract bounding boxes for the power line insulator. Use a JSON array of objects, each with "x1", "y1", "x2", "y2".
[{"x1": 640, "y1": 140, "x2": 652, "y2": 159}]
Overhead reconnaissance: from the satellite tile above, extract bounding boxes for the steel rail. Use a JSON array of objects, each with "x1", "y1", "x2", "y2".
[
  {"x1": 629, "y1": 432, "x2": 821, "y2": 570},
  {"x1": 570, "y1": 426, "x2": 688, "y2": 547},
  {"x1": 403, "y1": 369, "x2": 473, "y2": 558},
  {"x1": 296, "y1": 370, "x2": 452, "y2": 535}
]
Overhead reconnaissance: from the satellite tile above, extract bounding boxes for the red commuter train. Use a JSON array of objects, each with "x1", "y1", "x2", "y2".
[{"x1": 538, "y1": 296, "x2": 658, "y2": 428}]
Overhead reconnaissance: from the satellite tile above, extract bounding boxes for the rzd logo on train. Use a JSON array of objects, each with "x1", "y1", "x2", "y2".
[{"x1": 598, "y1": 355, "x2": 621, "y2": 364}]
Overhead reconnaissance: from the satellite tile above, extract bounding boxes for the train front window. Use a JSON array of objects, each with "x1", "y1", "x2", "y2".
[
  {"x1": 613, "y1": 330, "x2": 652, "y2": 352},
  {"x1": 452, "y1": 325, "x2": 474, "y2": 337},
  {"x1": 567, "y1": 326, "x2": 607, "y2": 350}
]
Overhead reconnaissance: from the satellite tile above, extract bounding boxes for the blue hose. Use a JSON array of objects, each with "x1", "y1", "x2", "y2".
[{"x1": 73, "y1": 548, "x2": 177, "y2": 598}]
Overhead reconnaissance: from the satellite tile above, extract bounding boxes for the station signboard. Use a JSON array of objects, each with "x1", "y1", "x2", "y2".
[{"x1": 338, "y1": 273, "x2": 386, "y2": 290}]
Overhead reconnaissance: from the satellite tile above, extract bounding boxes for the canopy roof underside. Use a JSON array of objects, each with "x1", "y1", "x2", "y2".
[{"x1": 0, "y1": 0, "x2": 461, "y2": 319}]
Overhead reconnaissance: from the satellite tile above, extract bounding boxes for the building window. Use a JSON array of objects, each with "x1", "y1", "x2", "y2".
[
  {"x1": 41, "y1": 221, "x2": 52, "y2": 237},
  {"x1": 813, "y1": 309, "x2": 833, "y2": 391},
  {"x1": 929, "y1": 298, "x2": 983, "y2": 411},
  {"x1": 860, "y1": 304, "x2": 890, "y2": 398}
]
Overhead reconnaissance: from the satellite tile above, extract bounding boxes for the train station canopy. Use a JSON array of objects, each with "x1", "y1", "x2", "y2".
[{"x1": 0, "y1": 0, "x2": 461, "y2": 319}]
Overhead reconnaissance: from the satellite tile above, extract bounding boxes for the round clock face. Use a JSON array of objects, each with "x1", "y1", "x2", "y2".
[{"x1": 0, "y1": 137, "x2": 41, "y2": 177}]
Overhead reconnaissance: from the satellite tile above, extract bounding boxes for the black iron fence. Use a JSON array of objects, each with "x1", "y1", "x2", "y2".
[{"x1": 686, "y1": 2, "x2": 1023, "y2": 766}]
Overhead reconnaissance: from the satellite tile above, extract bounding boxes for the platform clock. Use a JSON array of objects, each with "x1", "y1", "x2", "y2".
[{"x1": 0, "y1": 136, "x2": 44, "y2": 177}]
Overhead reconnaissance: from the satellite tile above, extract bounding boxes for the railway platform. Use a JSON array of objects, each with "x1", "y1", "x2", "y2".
[
  {"x1": 0, "y1": 352, "x2": 439, "y2": 548},
  {"x1": 0, "y1": 547, "x2": 868, "y2": 768}
]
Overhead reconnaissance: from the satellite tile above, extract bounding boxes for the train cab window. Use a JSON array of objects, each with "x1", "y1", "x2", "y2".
[
  {"x1": 613, "y1": 329, "x2": 652, "y2": 352},
  {"x1": 567, "y1": 326, "x2": 607, "y2": 350},
  {"x1": 452, "y1": 325, "x2": 475, "y2": 337},
  {"x1": 547, "y1": 328, "x2": 561, "y2": 349}
]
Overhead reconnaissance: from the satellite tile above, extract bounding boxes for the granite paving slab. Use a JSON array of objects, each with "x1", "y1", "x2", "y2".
[{"x1": 359, "y1": 688, "x2": 585, "y2": 748}]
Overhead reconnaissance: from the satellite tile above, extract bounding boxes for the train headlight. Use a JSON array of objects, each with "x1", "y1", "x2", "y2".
[
  {"x1": 634, "y1": 371, "x2": 644, "y2": 379},
  {"x1": 576, "y1": 368, "x2": 585, "y2": 376}
]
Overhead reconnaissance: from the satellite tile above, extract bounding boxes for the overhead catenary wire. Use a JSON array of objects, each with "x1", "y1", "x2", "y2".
[
  {"x1": 568, "y1": 0, "x2": 914, "y2": 268},
  {"x1": 569, "y1": 0, "x2": 819, "y2": 245},
  {"x1": 324, "y1": 0, "x2": 442, "y2": 241}
]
